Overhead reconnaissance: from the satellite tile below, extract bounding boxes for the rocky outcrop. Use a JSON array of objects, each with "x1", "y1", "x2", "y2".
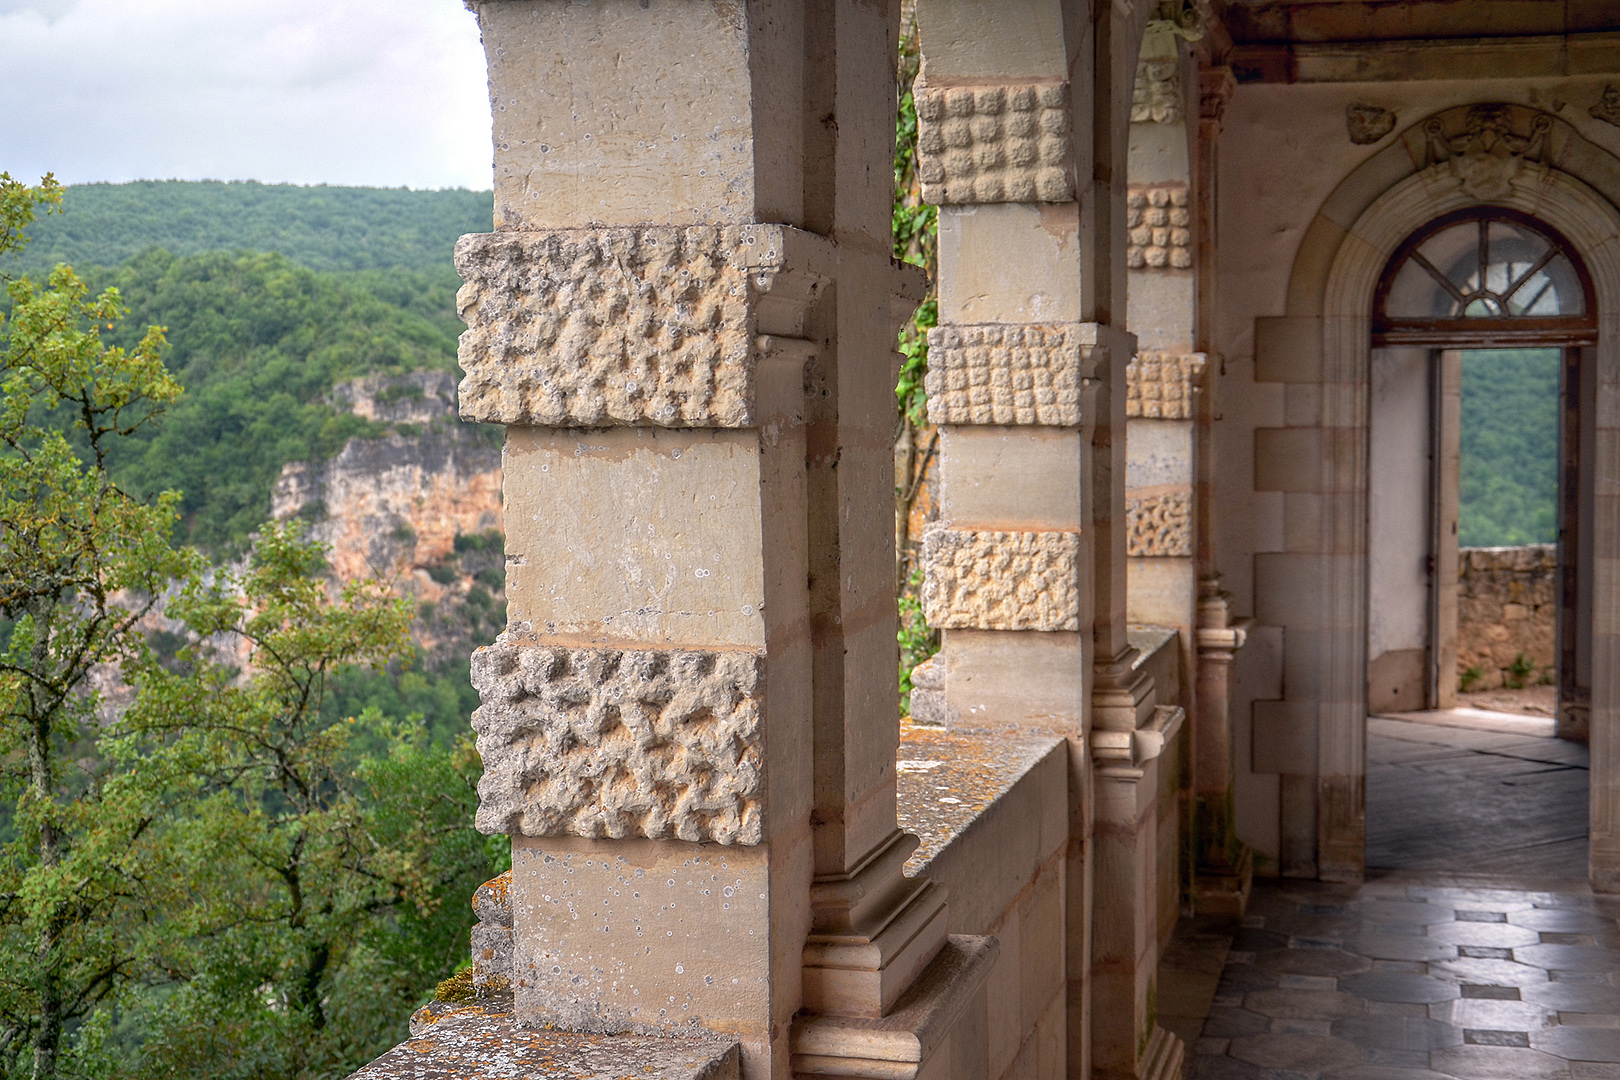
[{"x1": 271, "y1": 371, "x2": 506, "y2": 661}]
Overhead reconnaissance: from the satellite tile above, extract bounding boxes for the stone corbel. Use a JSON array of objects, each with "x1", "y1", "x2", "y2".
[
  {"x1": 453, "y1": 225, "x2": 832, "y2": 428},
  {"x1": 1092, "y1": 704, "x2": 1185, "y2": 780}
]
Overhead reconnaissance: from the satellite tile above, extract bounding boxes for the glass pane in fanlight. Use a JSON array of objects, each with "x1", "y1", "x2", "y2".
[
  {"x1": 1416, "y1": 222, "x2": 1481, "y2": 295},
  {"x1": 1505, "y1": 252, "x2": 1584, "y2": 316},
  {"x1": 1385, "y1": 256, "x2": 1454, "y2": 317}
]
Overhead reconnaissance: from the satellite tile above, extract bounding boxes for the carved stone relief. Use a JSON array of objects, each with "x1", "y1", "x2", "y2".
[
  {"x1": 1347, "y1": 104, "x2": 1396, "y2": 145},
  {"x1": 922, "y1": 528, "x2": 1082, "y2": 632},
  {"x1": 1126, "y1": 492, "x2": 1192, "y2": 558},
  {"x1": 1592, "y1": 85, "x2": 1620, "y2": 128},
  {"x1": 915, "y1": 81, "x2": 1074, "y2": 204},
  {"x1": 470, "y1": 639, "x2": 764, "y2": 845},
  {"x1": 925, "y1": 323, "x2": 1094, "y2": 426},
  {"x1": 1126, "y1": 352, "x2": 1205, "y2": 420},
  {"x1": 454, "y1": 226, "x2": 814, "y2": 428},
  {"x1": 1126, "y1": 185, "x2": 1192, "y2": 270},
  {"x1": 1132, "y1": 59, "x2": 1181, "y2": 124},
  {"x1": 1422, "y1": 105, "x2": 1551, "y2": 200}
]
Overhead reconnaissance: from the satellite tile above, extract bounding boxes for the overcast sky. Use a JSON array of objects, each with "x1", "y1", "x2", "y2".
[{"x1": 0, "y1": 0, "x2": 492, "y2": 190}]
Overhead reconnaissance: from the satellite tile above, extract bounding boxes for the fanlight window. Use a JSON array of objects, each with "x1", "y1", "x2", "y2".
[{"x1": 1375, "y1": 209, "x2": 1593, "y2": 343}]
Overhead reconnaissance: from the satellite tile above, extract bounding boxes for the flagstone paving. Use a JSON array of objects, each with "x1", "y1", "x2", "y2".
[{"x1": 1188, "y1": 880, "x2": 1620, "y2": 1079}]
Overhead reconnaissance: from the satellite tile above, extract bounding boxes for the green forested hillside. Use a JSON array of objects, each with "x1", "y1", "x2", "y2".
[
  {"x1": 1, "y1": 180, "x2": 491, "y2": 280},
  {"x1": 1460, "y1": 348, "x2": 1559, "y2": 548}
]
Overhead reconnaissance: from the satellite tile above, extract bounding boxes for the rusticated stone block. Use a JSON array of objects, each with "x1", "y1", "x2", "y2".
[
  {"x1": 1127, "y1": 352, "x2": 1205, "y2": 420},
  {"x1": 915, "y1": 81, "x2": 1074, "y2": 204},
  {"x1": 1126, "y1": 492, "x2": 1192, "y2": 558},
  {"x1": 1126, "y1": 185, "x2": 1191, "y2": 270},
  {"x1": 1131, "y1": 59, "x2": 1181, "y2": 124},
  {"x1": 922, "y1": 529, "x2": 1082, "y2": 631},
  {"x1": 471, "y1": 871, "x2": 513, "y2": 995},
  {"x1": 455, "y1": 227, "x2": 805, "y2": 428},
  {"x1": 925, "y1": 323, "x2": 1090, "y2": 426},
  {"x1": 470, "y1": 640, "x2": 764, "y2": 845}
]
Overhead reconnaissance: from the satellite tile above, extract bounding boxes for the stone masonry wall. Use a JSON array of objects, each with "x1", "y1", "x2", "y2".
[{"x1": 1458, "y1": 545, "x2": 1555, "y2": 690}]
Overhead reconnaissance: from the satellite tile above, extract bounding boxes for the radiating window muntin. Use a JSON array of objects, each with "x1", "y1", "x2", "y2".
[{"x1": 1375, "y1": 209, "x2": 1594, "y2": 343}]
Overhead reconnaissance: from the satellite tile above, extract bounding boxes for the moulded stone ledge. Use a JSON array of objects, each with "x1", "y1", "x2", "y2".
[
  {"x1": 924, "y1": 322, "x2": 1096, "y2": 427},
  {"x1": 347, "y1": 1000, "x2": 741, "y2": 1080},
  {"x1": 915, "y1": 79, "x2": 1075, "y2": 205},
  {"x1": 470, "y1": 637, "x2": 765, "y2": 845},
  {"x1": 453, "y1": 226, "x2": 828, "y2": 429},
  {"x1": 921, "y1": 528, "x2": 1083, "y2": 631}
]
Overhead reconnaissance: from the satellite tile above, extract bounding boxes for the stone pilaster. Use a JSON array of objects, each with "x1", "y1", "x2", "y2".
[{"x1": 457, "y1": 4, "x2": 988, "y2": 1078}]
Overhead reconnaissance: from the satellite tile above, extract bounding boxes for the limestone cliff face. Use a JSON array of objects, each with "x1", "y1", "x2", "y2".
[{"x1": 272, "y1": 371, "x2": 506, "y2": 659}]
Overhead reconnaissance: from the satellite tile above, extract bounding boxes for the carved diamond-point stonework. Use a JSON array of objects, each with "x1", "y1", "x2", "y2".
[
  {"x1": 1127, "y1": 492, "x2": 1192, "y2": 558},
  {"x1": 925, "y1": 323, "x2": 1094, "y2": 426},
  {"x1": 1126, "y1": 352, "x2": 1205, "y2": 419},
  {"x1": 470, "y1": 639, "x2": 764, "y2": 845},
  {"x1": 454, "y1": 227, "x2": 813, "y2": 429},
  {"x1": 922, "y1": 529, "x2": 1082, "y2": 632},
  {"x1": 1132, "y1": 59, "x2": 1181, "y2": 124},
  {"x1": 1126, "y1": 185, "x2": 1192, "y2": 270},
  {"x1": 915, "y1": 80, "x2": 1074, "y2": 205}
]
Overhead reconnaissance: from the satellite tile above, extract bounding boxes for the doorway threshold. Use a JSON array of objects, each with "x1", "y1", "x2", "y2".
[{"x1": 1374, "y1": 707, "x2": 1556, "y2": 738}]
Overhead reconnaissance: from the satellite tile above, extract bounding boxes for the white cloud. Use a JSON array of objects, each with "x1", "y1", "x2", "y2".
[{"x1": 0, "y1": 0, "x2": 491, "y2": 189}]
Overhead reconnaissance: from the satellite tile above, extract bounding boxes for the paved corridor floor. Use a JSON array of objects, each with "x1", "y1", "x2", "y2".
[{"x1": 1189, "y1": 879, "x2": 1620, "y2": 1078}]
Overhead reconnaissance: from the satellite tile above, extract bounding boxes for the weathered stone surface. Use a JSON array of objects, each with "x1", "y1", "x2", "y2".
[
  {"x1": 1126, "y1": 185, "x2": 1192, "y2": 270},
  {"x1": 471, "y1": 871, "x2": 513, "y2": 995},
  {"x1": 1127, "y1": 491, "x2": 1192, "y2": 558},
  {"x1": 1457, "y1": 545, "x2": 1555, "y2": 690},
  {"x1": 1127, "y1": 352, "x2": 1205, "y2": 420},
  {"x1": 455, "y1": 227, "x2": 804, "y2": 428},
  {"x1": 470, "y1": 639, "x2": 764, "y2": 844},
  {"x1": 1132, "y1": 58, "x2": 1181, "y2": 124},
  {"x1": 924, "y1": 323, "x2": 1089, "y2": 426},
  {"x1": 353, "y1": 1001, "x2": 741, "y2": 1080},
  {"x1": 915, "y1": 81, "x2": 1074, "y2": 204},
  {"x1": 922, "y1": 529, "x2": 1082, "y2": 631}
]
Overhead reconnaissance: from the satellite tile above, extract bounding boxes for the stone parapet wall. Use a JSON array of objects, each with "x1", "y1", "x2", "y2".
[{"x1": 1458, "y1": 545, "x2": 1556, "y2": 689}]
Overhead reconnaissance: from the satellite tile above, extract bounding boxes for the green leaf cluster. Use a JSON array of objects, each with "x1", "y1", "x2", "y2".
[{"x1": 1459, "y1": 348, "x2": 1559, "y2": 548}]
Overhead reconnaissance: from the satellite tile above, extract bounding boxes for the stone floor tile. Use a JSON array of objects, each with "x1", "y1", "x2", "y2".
[
  {"x1": 1429, "y1": 1043, "x2": 1574, "y2": 1079},
  {"x1": 1190, "y1": 1053, "x2": 1308, "y2": 1080},
  {"x1": 1321, "y1": 1069, "x2": 1458, "y2": 1080},
  {"x1": 1220, "y1": 965, "x2": 1284, "y2": 994},
  {"x1": 1245, "y1": 989, "x2": 1369, "y2": 1020},
  {"x1": 1358, "y1": 901, "x2": 1457, "y2": 926},
  {"x1": 1368, "y1": 1002, "x2": 1432, "y2": 1016},
  {"x1": 1562, "y1": 1014, "x2": 1620, "y2": 1028},
  {"x1": 1197, "y1": 1037, "x2": 1232, "y2": 1055},
  {"x1": 1338, "y1": 972, "x2": 1460, "y2": 1005},
  {"x1": 1255, "y1": 948, "x2": 1372, "y2": 977},
  {"x1": 1513, "y1": 910, "x2": 1620, "y2": 934},
  {"x1": 1332, "y1": 1016, "x2": 1463, "y2": 1051},
  {"x1": 1535, "y1": 1027, "x2": 1620, "y2": 1063},
  {"x1": 1465, "y1": 1029, "x2": 1532, "y2": 1046},
  {"x1": 1457, "y1": 945, "x2": 1514, "y2": 960},
  {"x1": 1455, "y1": 911, "x2": 1509, "y2": 923},
  {"x1": 1365, "y1": 1049, "x2": 1436, "y2": 1068},
  {"x1": 1427, "y1": 921, "x2": 1544, "y2": 948},
  {"x1": 1270, "y1": 1018, "x2": 1333, "y2": 1036},
  {"x1": 1343, "y1": 933, "x2": 1456, "y2": 963},
  {"x1": 1518, "y1": 944, "x2": 1620, "y2": 973},
  {"x1": 1430, "y1": 997, "x2": 1556, "y2": 1031},
  {"x1": 1263, "y1": 913, "x2": 1365, "y2": 940},
  {"x1": 1524, "y1": 983, "x2": 1620, "y2": 1012},
  {"x1": 1371, "y1": 961, "x2": 1429, "y2": 973},
  {"x1": 1228, "y1": 1033, "x2": 1364, "y2": 1072},
  {"x1": 1573, "y1": 1064, "x2": 1620, "y2": 1079},
  {"x1": 1279, "y1": 974, "x2": 1340, "y2": 991},
  {"x1": 1430, "y1": 957, "x2": 1551, "y2": 987},
  {"x1": 1461, "y1": 984, "x2": 1523, "y2": 999},
  {"x1": 1233, "y1": 928, "x2": 1290, "y2": 952},
  {"x1": 1203, "y1": 1007, "x2": 1272, "y2": 1038},
  {"x1": 1407, "y1": 887, "x2": 1541, "y2": 906}
]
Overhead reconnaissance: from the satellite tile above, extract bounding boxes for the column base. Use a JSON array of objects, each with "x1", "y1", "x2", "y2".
[
  {"x1": 1140, "y1": 1027, "x2": 1187, "y2": 1080},
  {"x1": 792, "y1": 936, "x2": 997, "y2": 1080},
  {"x1": 1194, "y1": 845, "x2": 1253, "y2": 917}
]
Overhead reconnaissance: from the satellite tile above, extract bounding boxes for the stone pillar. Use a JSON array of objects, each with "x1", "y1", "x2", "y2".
[{"x1": 456, "y1": 4, "x2": 991, "y2": 1078}]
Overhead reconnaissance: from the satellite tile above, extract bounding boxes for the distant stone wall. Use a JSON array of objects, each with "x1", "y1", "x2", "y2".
[{"x1": 1458, "y1": 545, "x2": 1556, "y2": 689}]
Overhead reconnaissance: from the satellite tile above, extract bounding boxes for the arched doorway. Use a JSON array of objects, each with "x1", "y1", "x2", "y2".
[
  {"x1": 1366, "y1": 207, "x2": 1596, "y2": 724},
  {"x1": 1363, "y1": 207, "x2": 1597, "y2": 876}
]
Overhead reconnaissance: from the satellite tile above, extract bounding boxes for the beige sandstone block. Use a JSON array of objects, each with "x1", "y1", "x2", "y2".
[
  {"x1": 937, "y1": 204, "x2": 1083, "y2": 325},
  {"x1": 939, "y1": 427, "x2": 1083, "y2": 529},
  {"x1": 472, "y1": 639, "x2": 764, "y2": 845},
  {"x1": 1126, "y1": 557, "x2": 1195, "y2": 628},
  {"x1": 923, "y1": 529, "x2": 1083, "y2": 632},
  {"x1": 1125, "y1": 492, "x2": 1192, "y2": 558},
  {"x1": 915, "y1": 81, "x2": 1075, "y2": 204},
  {"x1": 925, "y1": 323, "x2": 1089, "y2": 427},
  {"x1": 455, "y1": 227, "x2": 821, "y2": 428},
  {"x1": 1253, "y1": 316, "x2": 1324, "y2": 384},
  {"x1": 911, "y1": 0, "x2": 1067, "y2": 80},
  {"x1": 1125, "y1": 353, "x2": 1205, "y2": 419}
]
